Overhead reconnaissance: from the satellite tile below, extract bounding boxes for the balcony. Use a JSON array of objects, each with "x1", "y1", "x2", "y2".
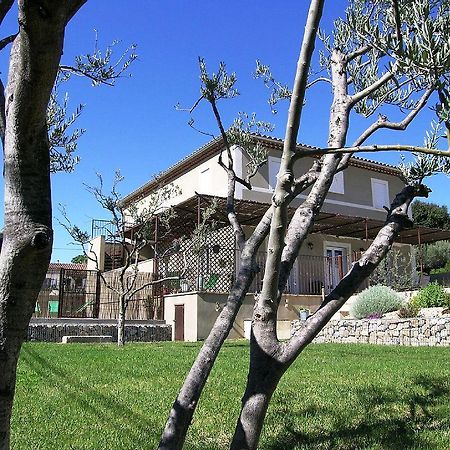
[{"x1": 160, "y1": 248, "x2": 367, "y2": 297}]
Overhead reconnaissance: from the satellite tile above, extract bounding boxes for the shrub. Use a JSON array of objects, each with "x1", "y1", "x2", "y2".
[
  {"x1": 430, "y1": 261, "x2": 450, "y2": 275},
  {"x1": 410, "y1": 281, "x2": 450, "y2": 309},
  {"x1": 370, "y1": 249, "x2": 418, "y2": 290},
  {"x1": 416, "y1": 241, "x2": 450, "y2": 273},
  {"x1": 398, "y1": 300, "x2": 420, "y2": 318},
  {"x1": 350, "y1": 285, "x2": 403, "y2": 319}
]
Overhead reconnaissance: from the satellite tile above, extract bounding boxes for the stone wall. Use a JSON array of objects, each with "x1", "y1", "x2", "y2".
[
  {"x1": 28, "y1": 319, "x2": 172, "y2": 343},
  {"x1": 292, "y1": 317, "x2": 450, "y2": 346}
]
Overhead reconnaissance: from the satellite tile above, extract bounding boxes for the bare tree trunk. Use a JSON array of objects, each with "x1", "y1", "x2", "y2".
[
  {"x1": 230, "y1": 346, "x2": 284, "y2": 450},
  {"x1": 158, "y1": 251, "x2": 257, "y2": 450},
  {"x1": 0, "y1": 2, "x2": 85, "y2": 447},
  {"x1": 117, "y1": 296, "x2": 126, "y2": 346},
  {"x1": 230, "y1": 2, "x2": 327, "y2": 447},
  {"x1": 230, "y1": 183, "x2": 428, "y2": 450}
]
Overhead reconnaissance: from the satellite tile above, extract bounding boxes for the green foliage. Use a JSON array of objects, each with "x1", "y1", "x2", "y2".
[
  {"x1": 398, "y1": 300, "x2": 421, "y2": 318},
  {"x1": 253, "y1": 60, "x2": 292, "y2": 114},
  {"x1": 412, "y1": 200, "x2": 450, "y2": 230},
  {"x1": 198, "y1": 57, "x2": 238, "y2": 102},
  {"x1": 411, "y1": 281, "x2": 450, "y2": 309},
  {"x1": 370, "y1": 248, "x2": 418, "y2": 290},
  {"x1": 71, "y1": 254, "x2": 87, "y2": 264},
  {"x1": 227, "y1": 112, "x2": 273, "y2": 179},
  {"x1": 351, "y1": 285, "x2": 403, "y2": 319},
  {"x1": 48, "y1": 35, "x2": 137, "y2": 174},
  {"x1": 13, "y1": 343, "x2": 450, "y2": 450},
  {"x1": 69, "y1": 35, "x2": 137, "y2": 87},
  {"x1": 47, "y1": 74, "x2": 85, "y2": 173},
  {"x1": 416, "y1": 240, "x2": 450, "y2": 272},
  {"x1": 430, "y1": 261, "x2": 450, "y2": 274},
  {"x1": 316, "y1": 0, "x2": 450, "y2": 185}
]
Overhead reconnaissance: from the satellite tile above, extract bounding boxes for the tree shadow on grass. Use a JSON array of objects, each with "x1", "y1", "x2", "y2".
[
  {"x1": 18, "y1": 345, "x2": 161, "y2": 449},
  {"x1": 267, "y1": 375, "x2": 450, "y2": 450}
]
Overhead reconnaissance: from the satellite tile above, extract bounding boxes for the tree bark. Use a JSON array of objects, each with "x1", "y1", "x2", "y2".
[
  {"x1": 117, "y1": 296, "x2": 126, "y2": 346},
  {"x1": 231, "y1": 184, "x2": 428, "y2": 450},
  {"x1": 231, "y1": 25, "x2": 349, "y2": 450},
  {"x1": 230, "y1": 345, "x2": 284, "y2": 450},
  {"x1": 0, "y1": 2, "x2": 85, "y2": 448},
  {"x1": 158, "y1": 251, "x2": 257, "y2": 450}
]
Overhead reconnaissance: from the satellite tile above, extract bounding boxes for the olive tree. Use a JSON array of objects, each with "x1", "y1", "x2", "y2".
[
  {"x1": 159, "y1": 1, "x2": 450, "y2": 449},
  {"x1": 61, "y1": 172, "x2": 182, "y2": 346},
  {"x1": 0, "y1": 1, "x2": 136, "y2": 446}
]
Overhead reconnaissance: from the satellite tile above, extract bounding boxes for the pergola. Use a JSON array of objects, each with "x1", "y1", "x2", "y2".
[{"x1": 166, "y1": 194, "x2": 450, "y2": 246}]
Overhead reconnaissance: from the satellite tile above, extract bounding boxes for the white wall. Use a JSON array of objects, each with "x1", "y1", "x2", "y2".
[
  {"x1": 164, "y1": 292, "x2": 198, "y2": 342},
  {"x1": 87, "y1": 236, "x2": 105, "y2": 271}
]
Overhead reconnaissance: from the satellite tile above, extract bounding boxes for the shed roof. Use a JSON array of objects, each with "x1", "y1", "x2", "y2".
[{"x1": 48, "y1": 262, "x2": 87, "y2": 272}]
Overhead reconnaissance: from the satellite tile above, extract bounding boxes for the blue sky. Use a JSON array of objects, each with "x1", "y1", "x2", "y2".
[{"x1": 0, "y1": 1, "x2": 448, "y2": 262}]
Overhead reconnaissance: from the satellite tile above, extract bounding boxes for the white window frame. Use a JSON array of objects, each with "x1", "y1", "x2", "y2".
[
  {"x1": 371, "y1": 178, "x2": 390, "y2": 210},
  {"x1": 268, "y1": 156, "x2": 281, "y2": 190},
  {"x1": 329, "y1": 171, "x2": 345, "y2": 194}
]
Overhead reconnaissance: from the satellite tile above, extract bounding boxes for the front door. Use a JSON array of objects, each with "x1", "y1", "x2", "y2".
[
  {"x1": 174, "y1": 305, "x2": 185, "y2": 341},
  {"x1": 325, "y1": 246, "x2": 347, "y2": 293}
]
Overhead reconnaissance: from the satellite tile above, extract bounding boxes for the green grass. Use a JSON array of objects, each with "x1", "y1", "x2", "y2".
[{"x1": 11, "y1": 342, "x2": 450, "y2": 449}]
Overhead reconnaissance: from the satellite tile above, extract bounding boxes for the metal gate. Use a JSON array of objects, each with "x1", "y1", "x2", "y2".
[{"x1": 58, "y1": 269, "x2": 101, "y2": 318}]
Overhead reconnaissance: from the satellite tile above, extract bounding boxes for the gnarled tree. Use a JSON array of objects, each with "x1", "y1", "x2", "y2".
[
  {"x1": 0, "y1": 2, "x2": 87, "y2": 447},
  {"x1": 159, "y1": 1, "x2": 450, "y2": 449},
  {"x1": 0, "y1": 1, "x2": 136, "y2": 447}
]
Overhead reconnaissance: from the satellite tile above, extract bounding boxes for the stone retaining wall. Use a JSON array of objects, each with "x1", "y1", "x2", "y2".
[
  {"x1": 28, "y1": 321, "x2": 172, "y2": 343},
  {"x1": 292, "y1": 317, "x2": 450, "y2": 346}
]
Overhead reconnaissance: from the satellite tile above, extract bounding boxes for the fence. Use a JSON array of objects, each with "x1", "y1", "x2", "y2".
[
  {"x1": 34, "y1": 268, "x2": 162, "y2": 320},
  {"x1": 98, "y1": 271, "x2": 162, "y2": 320}
]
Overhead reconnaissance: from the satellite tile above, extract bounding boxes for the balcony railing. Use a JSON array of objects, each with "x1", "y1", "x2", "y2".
[
  {"x1": 160, "y1": 248, "x2": 368, "y2": 296},
  {"x1": 235, "y1": 251, "x2": 368, "y2": 296}
]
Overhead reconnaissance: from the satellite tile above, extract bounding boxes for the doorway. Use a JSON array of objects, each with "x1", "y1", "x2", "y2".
[
  {"x1": 324, "y1": 243, "x2": 350, "y2": 292},
  {"x1": 174, "y1": 305, "x2": 185, "y2": 341}
]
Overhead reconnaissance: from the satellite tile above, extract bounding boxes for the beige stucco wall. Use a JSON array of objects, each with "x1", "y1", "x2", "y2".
[
  {"x1": 164, "y1": 292, "x2": 198, "y2": 342},
  {"x1": 87, "y1": 236, "x2": 105, "y2": 271},
  {"x1": 131, "y1": 148, "x2": 236, "y2": 216},
  {"x1": 127, "y1": 143, "x2": 404, "y2": 227},
  {"x1": 136, "y1": 259, "x2": 155, "y2": 273},
  {"x1": 176, "y1": 292, "x2": 323, "y2": 341},
  {"x1": 240, "y1": 148, "x2": 404, "y2": 221}
]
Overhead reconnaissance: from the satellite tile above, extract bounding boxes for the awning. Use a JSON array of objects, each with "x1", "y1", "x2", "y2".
[{"x1": 167, "y1": 195, "x2": 450, "y2": 245}]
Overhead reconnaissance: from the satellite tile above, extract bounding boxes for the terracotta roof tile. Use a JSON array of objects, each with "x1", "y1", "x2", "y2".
[{"x1": 48, "y1": 262, "x2": 87, "y2": 271}]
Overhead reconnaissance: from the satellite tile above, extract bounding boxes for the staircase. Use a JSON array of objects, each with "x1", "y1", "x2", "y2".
[{"x1": 104, "y1": 243, "x2": 123, "y2": 271}]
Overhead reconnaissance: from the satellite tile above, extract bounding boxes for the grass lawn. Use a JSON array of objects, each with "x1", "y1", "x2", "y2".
[{"x1": 11, "y1": 341, "x2": 450, "y2": 450}]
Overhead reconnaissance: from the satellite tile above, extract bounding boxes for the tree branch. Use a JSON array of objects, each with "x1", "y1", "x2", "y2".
[
  {"x1": 0, "y1": 0, "x2": 13, "y2": 27},
  {"x1": 59, "y1": 65, "x2": 115, "y2": 87},
  {"x1": 349, "y1": 66, "x2": 397, "y2": 106},
  {"x1": 305, "y1": 76, "x2": 332, "y2": 89},
  {"x1": 345, "y1": 44, "x2": 372, "y2": 63},
  {"x1": 0, "y1": 33, "x2": 16, "y2": 52},
  {"x1": 300, "y1": 143, "x2": 450, "y2": 158},
  {"x1": 353, "y1": 86, "x2": 435, "y2": 145},
  {"x1": 391, "y1": 0, "x2": 403, "y2": 52},
  {"x1": 280, "y1": 183, "x2": 430, "y2": 364}
]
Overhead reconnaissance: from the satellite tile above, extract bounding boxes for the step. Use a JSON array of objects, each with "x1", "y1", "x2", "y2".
[{"x1": 61, "y1": 335, "x2": 113, "y2": 344}]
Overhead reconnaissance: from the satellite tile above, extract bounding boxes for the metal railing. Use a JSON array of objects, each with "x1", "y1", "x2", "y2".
[{"x1": 236, "y1": 250, "x2": 368, "y2": 295}]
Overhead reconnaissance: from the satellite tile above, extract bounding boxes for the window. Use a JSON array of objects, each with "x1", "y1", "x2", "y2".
[
  {"x1": 371, "y1": 178, "x2": 390, "y2": 209},
  {"x1": 268, "y1": 156, "x2": 281, "y2": 190},
  {"x1": 329, "y1": 171, "x2": 344, "y2": 194}
]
